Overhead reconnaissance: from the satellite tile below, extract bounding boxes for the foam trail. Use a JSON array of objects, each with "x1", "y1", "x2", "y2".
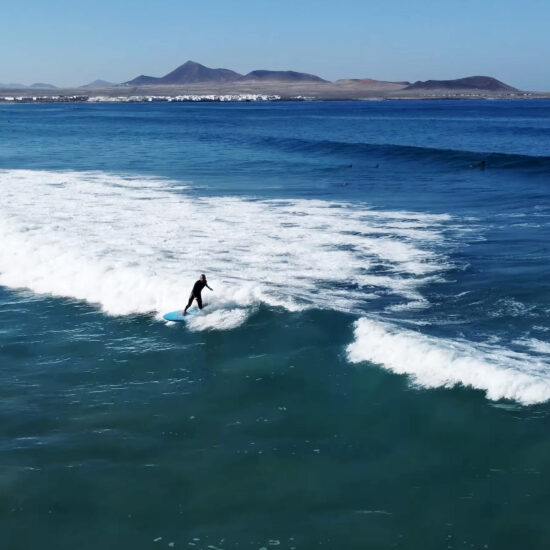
[
  {"x1": 347, "y1": 319, "x2": 550, "y2": 405},
  {"x1": 0, "y1": 169, "x2": 454, "y2": 323},
  {"x1": 187, "y1": 308, "x2": 251, "y2": 331}
]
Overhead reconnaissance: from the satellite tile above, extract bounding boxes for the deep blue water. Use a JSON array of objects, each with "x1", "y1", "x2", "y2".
[{"x1": 0, "y1": 100, "x2": 549, "y2": 549}]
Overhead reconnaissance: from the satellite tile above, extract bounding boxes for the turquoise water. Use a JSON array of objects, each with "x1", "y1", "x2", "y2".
[{"x1": 1, "y1": 101, "x2": 549, "y2": 549}]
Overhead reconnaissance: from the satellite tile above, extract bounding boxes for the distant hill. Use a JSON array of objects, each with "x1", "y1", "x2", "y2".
[
  {"x1": 160, "y1": 60, "x2": 242, "y2": 84},
  {"x1": 240, "y1": 70, "x2": 326, "y2": 83},
  {"x1": 122, "y1": 61, "x2": 326, "y2": 86},
  {"x1": 29, "y1": 83, "x2": 57, "y2": 89},
  {"x1": 122, "y1": 75, "x2": 161, "y2": 86},
  {"x1": 119, "y1": 63, "x2": 517, "y2": 92},
  {"x1": 405, "y1": 76, "x2": 517, "y2": 92},
  {"x1": 7, "y1": 63, "x2": 521, "y2": 95},
  {"x1": 81, "y1": 79, "x2": 116, "y2": 88},
  {"x1": 122, "y1": 61, "x2": 242, "y2": 86}
]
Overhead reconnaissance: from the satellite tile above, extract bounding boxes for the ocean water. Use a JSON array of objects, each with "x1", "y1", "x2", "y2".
[{"x1": 0, "y1": 100, "x2": 549, "y2": 549}]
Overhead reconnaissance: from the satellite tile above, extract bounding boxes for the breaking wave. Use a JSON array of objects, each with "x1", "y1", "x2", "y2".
[
  {"x1": 2, "y1": 169, "x2": 548, "y2": 404},
  {"x1": 0, "y1": 169, "x2": 453, "y2": 318},
  {"x1": 347, "y1": 318, "x2": 550, "y2": 405}
]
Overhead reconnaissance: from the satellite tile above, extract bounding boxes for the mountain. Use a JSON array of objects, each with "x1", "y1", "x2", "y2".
[
  {"x1": 159, "y1": 60, "x2": 242, "y2": 84},
  {"x1": 121, "y1": 62, "x2": 325, "y2": 86},
  {"x1": 78, "y1": 63, "x2": 522, "y2": 95},
  {"x1": 121, "y1": 74, "x2": 161, "y2": 86},
  {"x1": 81, "y1": 79, "x2": 116, "y2": 88},
  {"x1": 122, "y1": 61, "x2": 242, "y2": 86},
  {"x1": 405, "y1": 76, "x2": 517, "y2": 92},
  {"x1": 29, "y1": 83, "x2": 57, "y2": 89},
  {"x1": 240, "y1": 70, "x2": 326, "y2": 83}
]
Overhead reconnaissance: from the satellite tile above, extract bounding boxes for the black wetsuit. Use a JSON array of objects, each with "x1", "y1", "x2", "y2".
[{"x1": 186, "y1": 279, "x2": 208, "y2": 310}]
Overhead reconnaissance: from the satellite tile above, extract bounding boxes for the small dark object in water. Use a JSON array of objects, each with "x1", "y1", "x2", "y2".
[{"x1": 470, "y1": 160, "x2": 486, "y2": 170}]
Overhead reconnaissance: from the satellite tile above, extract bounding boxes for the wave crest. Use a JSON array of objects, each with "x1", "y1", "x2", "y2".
[
  {"x1": 347, "y1": 318, "x2": 550, "y2": 405},
  {"x1": 257, "y1": 136, "x2": 550, "y2": 173}
]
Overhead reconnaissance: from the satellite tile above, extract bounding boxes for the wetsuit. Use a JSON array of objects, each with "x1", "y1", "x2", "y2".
[{"x1": 186, "y1": 279, "x2": 208, "y2": 310}]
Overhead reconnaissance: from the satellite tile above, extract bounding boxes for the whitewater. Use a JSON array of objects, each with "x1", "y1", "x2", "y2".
[{"x1": 1, "y1": 168, "x2": 548, "y2": 404}]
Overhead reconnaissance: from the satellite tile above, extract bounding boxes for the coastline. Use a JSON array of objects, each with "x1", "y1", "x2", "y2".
[{"x1": 1, "y1": 81, "x2": 548, "y2": 103}]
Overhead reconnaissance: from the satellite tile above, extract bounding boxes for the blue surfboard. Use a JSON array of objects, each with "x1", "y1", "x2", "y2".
[{"x1": 163, "y1": 309, "x2": 196, "y2": 322}]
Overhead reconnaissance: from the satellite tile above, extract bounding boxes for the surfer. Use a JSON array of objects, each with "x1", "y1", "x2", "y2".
[
  {"x1": 470, "y1": 160, "x2": 486, "y2": 170},
  {"x1": 183, "y1": 274, "x2": 213, "y2": 315}
]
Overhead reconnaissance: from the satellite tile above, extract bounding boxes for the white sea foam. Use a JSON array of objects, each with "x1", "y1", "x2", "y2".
[
  {"x1": 515, "y1": 338, "x2": 550, "y2": 355},
  {"x1": 2, "y1": 169, "x2": 548, "y2": 404},
  {"x1": 186, "y1": 308, "x2": 251, "y2": 331},
  {"x1": 0, "y1": 169, "x2": 453, "y2": 322},
  {"x1": 347, "y1": 319, "x2": 550, "y2": 405}
]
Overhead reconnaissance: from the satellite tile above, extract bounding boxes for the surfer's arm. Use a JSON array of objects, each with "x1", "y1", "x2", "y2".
[{"x1": 206, "y1": 284, "x2": 213, "y2": 291}]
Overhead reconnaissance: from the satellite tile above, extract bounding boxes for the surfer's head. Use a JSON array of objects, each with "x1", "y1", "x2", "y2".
[{"x1": 200, "y1": 273, "x2": 206, "y2": 281}]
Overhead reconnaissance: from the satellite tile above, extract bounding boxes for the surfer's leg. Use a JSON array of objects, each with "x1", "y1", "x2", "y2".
[
  {"x1": 196, "y1": 295, "x2": 203, "y2": 310},
  {"x1": 183, "y1": 293, "x2": 195, "y2": 315}
]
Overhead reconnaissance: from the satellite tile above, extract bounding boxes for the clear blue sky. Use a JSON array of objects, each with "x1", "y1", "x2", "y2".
[{"x1": 2, "y1": 0, "x2": 549, "y2": 89}]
